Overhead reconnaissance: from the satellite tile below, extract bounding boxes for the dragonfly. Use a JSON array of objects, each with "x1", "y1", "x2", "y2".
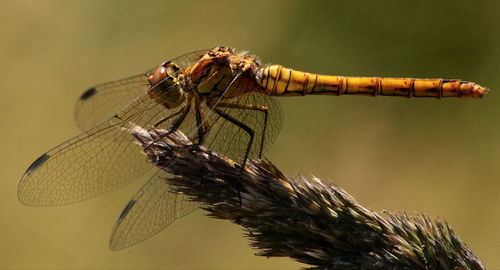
[{"x1": 18, "y1": 46, "x2": 488, "y2": 250}]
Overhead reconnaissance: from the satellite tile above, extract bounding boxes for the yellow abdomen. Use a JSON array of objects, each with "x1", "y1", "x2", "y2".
[{"x1": 257, "y1": 65, "x2": 488, "y2": 98}]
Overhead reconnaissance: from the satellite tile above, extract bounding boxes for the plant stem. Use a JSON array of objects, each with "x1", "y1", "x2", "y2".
[{"x1": 129, "y1": 125, "x2": 485, "y2": 270}]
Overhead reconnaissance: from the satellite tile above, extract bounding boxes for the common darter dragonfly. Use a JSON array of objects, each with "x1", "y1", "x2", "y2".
[{"x1": 19, "y1": 46, "x2": 488, "y2": 250}]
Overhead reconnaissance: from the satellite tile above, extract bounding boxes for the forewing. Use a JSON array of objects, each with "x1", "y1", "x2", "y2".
[
  {"x1": 110, "y1": 169, "x2": 200, "y2": 250},
  {"x1": 74, "y1": 50, "x2": 208, "y2": 131},
  {"x1": 75, "y1": 74, "x2": 151, "y2": 131},
  {"x1": 18, "y1": 87, "x2": 187, "y2": 206}
]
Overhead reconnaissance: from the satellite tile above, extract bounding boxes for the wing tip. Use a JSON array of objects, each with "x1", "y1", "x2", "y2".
[
  {"x1": 79, "y1": 87, "x2": 97, "y2": 100},
  {"x1": 109, "y1": 199, "x2": 138, "y2": 251},
  {"x1": 109, "y1": 240, "x2": 125, "y2": 251}
]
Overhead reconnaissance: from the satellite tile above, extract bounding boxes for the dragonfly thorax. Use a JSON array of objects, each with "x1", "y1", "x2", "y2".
[
  {"x1": 147, "y1": 61, "x2": 186, "y2": 109},
  {"x1": 194, "y1": 64, "x2": 235, "y2": 97},
  {"x1": 185, "y1": 46, "x2": 262, "y2": 99}
]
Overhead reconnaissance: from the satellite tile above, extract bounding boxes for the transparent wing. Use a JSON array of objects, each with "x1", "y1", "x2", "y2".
[
  {"x1": 74, "y1": 74, "x2": 151, "y2": 131},
  {"x1": 19, "y1": 50, "x2": 209, "y2": 206},
  {"x1": 110, "y1": 169, "x2": 200, "y2": 250},
  {"x1": 74, "y1": 50, "x2": 208, "y2": 131},
  {"x1": 107, "y1": 74, "x2": 284, "y2": 250},
  {"x1": 20, "y1": 49, "x2": 284, "y2": 248},
  {"x1": 203, "y1": 76, "x2": 284, "y2": 162},
  {"x1": 104, "y1": 106, "x2": 204, "y2": 250},
  {"x1": 18, "y1": 93, "x2": 169, "y2": 206}
]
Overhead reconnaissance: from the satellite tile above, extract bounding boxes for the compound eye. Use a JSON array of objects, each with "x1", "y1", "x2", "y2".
[
  {"x1": 148, "y1": 65, "x2": 168, "y2": 86},
  {"x1": 164, "y1": 62, "x2": 181, "y2": 74}
]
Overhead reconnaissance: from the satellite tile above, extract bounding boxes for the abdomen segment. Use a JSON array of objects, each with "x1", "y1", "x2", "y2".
[{"x1": 257, "y1": 65, "x2": 488, "y2": 98}]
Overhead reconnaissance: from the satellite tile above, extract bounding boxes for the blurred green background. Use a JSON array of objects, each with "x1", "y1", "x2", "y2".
[{"x1": 2, "y1": 0, "x2": 499, "y2": 269}]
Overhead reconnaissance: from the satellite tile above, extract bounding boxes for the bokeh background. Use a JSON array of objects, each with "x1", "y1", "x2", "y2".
[{"x1": 2, "y1": 0, "x2": 499, "y2": 269}]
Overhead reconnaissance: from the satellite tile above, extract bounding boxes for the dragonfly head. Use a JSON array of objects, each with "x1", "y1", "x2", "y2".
[
  {"x1": 148, "y1": 61, "x2": 181, "y2": 86},
  {"x1": 147, "y1": 61, "x2": 186, "y2": 109}
]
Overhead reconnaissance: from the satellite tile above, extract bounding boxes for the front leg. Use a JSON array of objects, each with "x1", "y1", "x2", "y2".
[
  {"x1": 152, "y1": 106, "x2": 185, "y2": 129},
  {"x1": 145, "y1": 104, "x2": 191, "y2": 151}
]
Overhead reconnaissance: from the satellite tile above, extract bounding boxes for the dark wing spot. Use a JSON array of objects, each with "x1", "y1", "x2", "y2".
[
  {"x1": 26, "y1": 153, "x2": 50, "y2": 174},
  {"x1": 79, "y1": 87, "x2": 97, "y2": 100},
  {"x1": 117, "y1": 199, "x2": 137, "y2": 221}
]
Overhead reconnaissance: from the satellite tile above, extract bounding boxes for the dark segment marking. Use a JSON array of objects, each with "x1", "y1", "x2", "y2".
[
  {"x1": 344, "y1": 78, "x2": 349, "y2": 95},
  {"x1": 443, "y1": 79, "x2": 458, "y2": 96},
  {"x1": 409, "y1": 79, "x2": 415, "y2": 98},
  {"x1": 272, "y1": 66, "x2": 282, "y2": 93},
  {"x1": 26, "y1": 153, "x2": 50, "y2": 174},
  {"x1": 283, "y1": 69, "x2": 292, "y2": 93},
  {"x1": 337, "y1": 77, "x2": 349, "y2": 97},
  {"x1": 362, "y1": 83, "x2": 376, "y2": 96},
  {"x1": 426, "y1": 87, "x2": 439, "y2": 94},
  {"x1": 79, "y1": 87, "x2": 97, "y2": 100},
  {"x1": 395, "y1": 86, "x2": 410, "y2": 94},
  {"x1": 118, "y1": 199, "x2": 137, "y2": 221},
  {"x1": 311, "y1": 75, "x2": 318, "y2": 93},
  {"x1": 374, "y1": 78, "x2": 381, "y2": 96},
  {"x1": 264, "y1": 68, "x2": 270, "y2": 90},
  {"x1": 458, "y1": 81, "x2": 466, "y2": 97},
  {"x1": 438, "y1": 79, "x2": 443, "y2": 98},
  {"x1": 302, "y1": 73, "x2": 309, "y2": 96},
  {"x1": 317, "y1": 90, "x2": 341, "y2": 95}
]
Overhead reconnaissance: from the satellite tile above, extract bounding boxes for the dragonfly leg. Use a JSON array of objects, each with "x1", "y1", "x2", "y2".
[
  {"x1": 210, "y1": 107, "x2": 255, "y2": 169},
  {"x1": 194, "y1": 101, "x2": 206, "y2": 145},
  {"x1": 209, "y1": 106, "x2": 255, "y2": 205},
  {"x1": 197, "y1": 102, "x2": 211, "y2": 138},
  {"x1": 213, "y1": 103, "x2": 269, "y2": 158},
  {"x1": 144, "y1": 104, "x2": 191, "y2": 151},
  {"x1": 167, "y1": 103, "x2": 191, "y2": 133},
  {"x1": 152, "y1": 107, "x2": 184, "y2": 129}
]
